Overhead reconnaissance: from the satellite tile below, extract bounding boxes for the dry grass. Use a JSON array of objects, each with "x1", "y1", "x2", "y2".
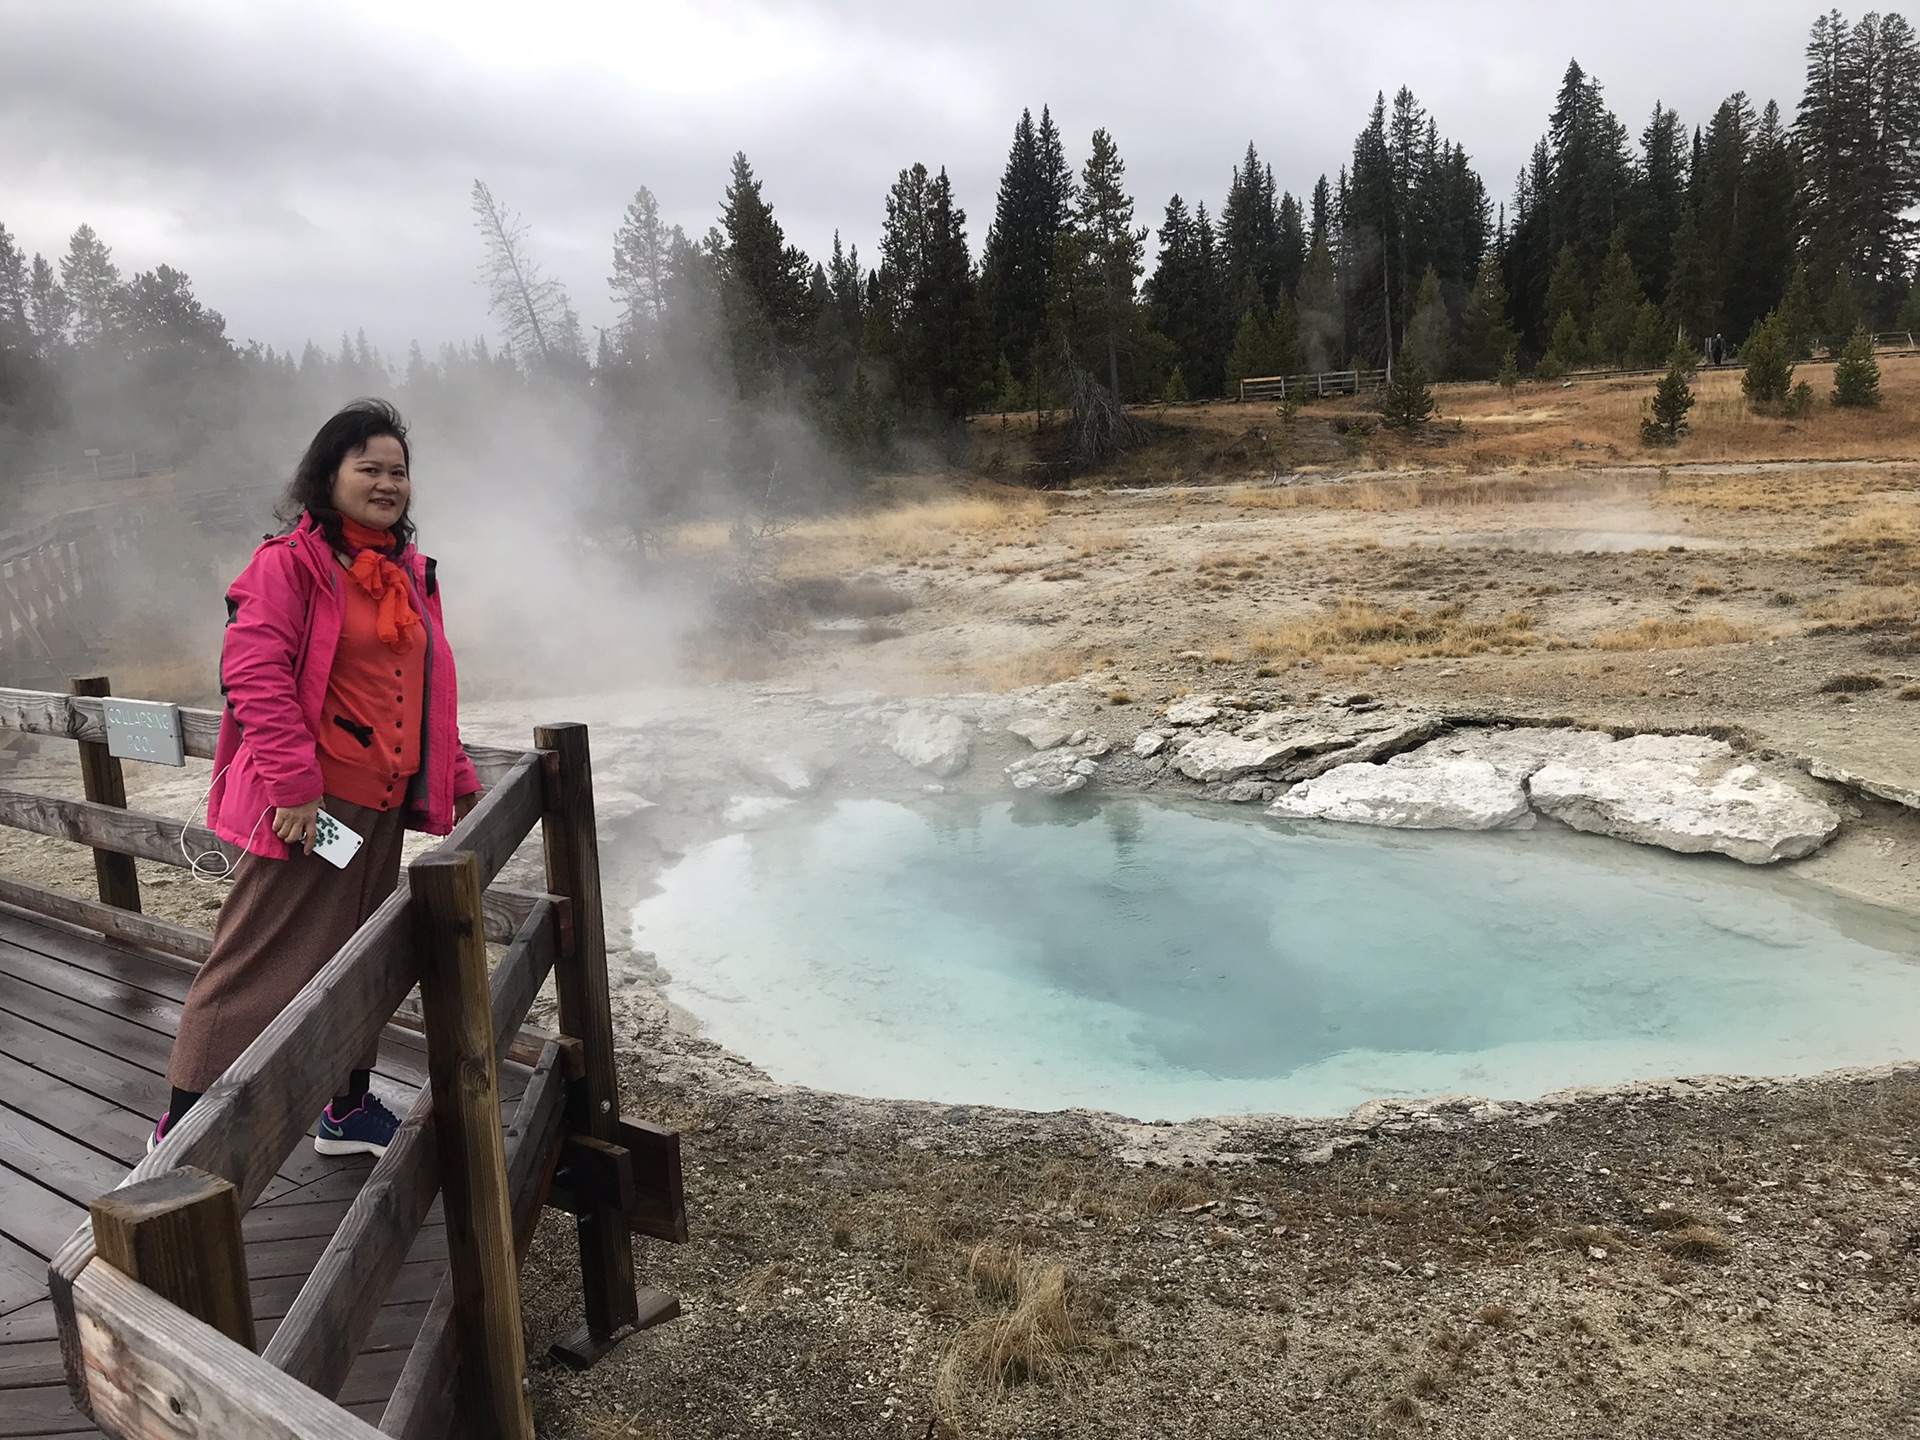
[
  {"x1": 1821, "y1": 672, "x2": 1886, "y2": 692},
  {"x1": 964, "y1": 649, "x2": 1092, "y2": 693},
  {"x1": 1819, "y1": 503, "x2": 1920, "y2": 549},
  {"x1": 1591, "y1": 616, "x2": 1757, "y2": 651},
  {"x1": 1659, "y1": 1224, "x2": 1735, "y2": 1261},
  {"x1": 1806, "y1": 584, "x2": 1920, "y2": 630},
  {"x1": 1658, "y1": 467, "x2": 1920, "y2": 515},
  {"x1": 1228, "y1": 472, "x2": 1592, "y2": 514},
  {"x1": 773, "y1": 493, "x2": 1050, "y2": 565},
  {"x1": 933, "y1": 1245, "x2": 1126, "y2": 1422},
  {"x1": 1246, "y1": 598, "x2": 1540, "y2": 667}
]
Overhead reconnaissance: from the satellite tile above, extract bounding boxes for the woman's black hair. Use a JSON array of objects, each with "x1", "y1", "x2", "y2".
[{"x1": 278, "y1": 398, "x2": 415, "y2": 551}]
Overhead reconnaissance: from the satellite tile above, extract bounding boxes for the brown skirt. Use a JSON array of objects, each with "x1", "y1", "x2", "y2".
[{"x1": 168, "y1": 797, "x2": 407, "y2": 1093}]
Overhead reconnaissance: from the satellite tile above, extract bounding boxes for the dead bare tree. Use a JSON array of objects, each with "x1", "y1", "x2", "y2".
[
  {"x1": 470, "y1": 179, "x2": 583, "y2": 365},
  {"x1": 1065, "y1": 363, "x2": 1147, "y2": 470}
]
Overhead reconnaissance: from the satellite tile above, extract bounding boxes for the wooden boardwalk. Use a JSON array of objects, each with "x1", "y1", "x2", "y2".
[{"x1": 0, "y1": 902, "x2": 531, "y2": 1437}]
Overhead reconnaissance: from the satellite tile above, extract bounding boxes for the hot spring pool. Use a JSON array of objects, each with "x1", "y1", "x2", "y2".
[{"x1": 630, "y1": 796, "x2": 1920, "y2": 1118}]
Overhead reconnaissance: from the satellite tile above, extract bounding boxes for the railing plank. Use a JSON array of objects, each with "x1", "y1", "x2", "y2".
[
  {"x1": 434, "y1": 753, "x2": 543, "y2": 889},
  {"x1": 263, "y1": 1091, "x2": 438, "y2": 1396},
  {"x1": 0, "y1": 874, "x2": 213, "y2": 962},
  {"x1": 489, "y1": 902, "x2": 559, "y2": 1065},
  {"x1": 265, "y1": 901, "x2": 557, "y2": 1396},
  {"x1": 411, "y1": 850, "x2": 533, "y2": 1440},
  {"x1": 70, "y1": 677, "x2": 143, "y2": 913},
  {"x1": 0, "y1": 787, "x2": 240, "y2": 872},
  {"x1": 67, "y1": 1256, "x2": 386, "y2": 1439},
  {"x1": 380, "y1": 1042, "x2": 567, "y2": 1440},
  {"x1": 0, "y1": 687, "x2": 220, "y2": 758}
]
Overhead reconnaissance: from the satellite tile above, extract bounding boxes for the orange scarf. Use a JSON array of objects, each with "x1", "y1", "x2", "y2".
[{"x1": 338, "y1": 516, "x2": 420, "y2": 652}]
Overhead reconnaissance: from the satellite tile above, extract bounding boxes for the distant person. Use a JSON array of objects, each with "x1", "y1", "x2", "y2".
[{"x1": 154, "y1": 399, "x2": 481, "y2": 1157}]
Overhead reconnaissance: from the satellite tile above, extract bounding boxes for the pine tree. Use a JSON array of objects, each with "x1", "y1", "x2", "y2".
[
  {"x1": 1641, "y1": 341, "x2": 1696, "y2": 444},
  {"x1": 1220, "y1": 142, "x2": 1282, "y2": 321},
  {"x1": 1831, "y1": 325, "x2": 1882, "y2": 406},
  {"x1": 1379, "y1": 353, "x2": 1435, "y2": 428},
  {"x1": 1224, "y1": 308, "x2": 1269, "y2": 391},
  {"x1": 1163, "y1": 365, "x2": 1189, "y2": 402},
  {"x1": 1296, "y1": 237, "x2": 1342, "y2": 372},
  {"x1": 471, "y1": 180, "x2": 585, "y2": 369},
  {"x1": 981, "y1": 106, "x2": 1074, "y2": 379},
  {"x1": 0, "y1": 223, "x2": 28, "y2": 345},
  {"x1": 1587, "y1": 229, "x2": 1646, "y2": 367},
  {"x1": 28, "y1": 254, "x2": 69, "y2": 352},
  {"x1": 1777, "y1": 262, "x2": 1819, "y2": 359},
  {"x1": 717, "y1": 152, "x2": 813, "y2": 397},
  {"x1": 1898, "y1": 275, "x2": 1920, "y2": 335},
  {"x1": 59, "y1": 223, "x2": 122, "y2": 347},
  {"x1": 1663, "y1": 206, "x2": 1715, "y2": 344},
  {"x1": 610, "y1": 186, "x2": 672, "y2": 357},
  {"x1": 1497, "y1": 346, "x2": 1520, "y2": 396},
  {"x1": 1740, "y1": 310, "x2": 1795, "y2": 408},
  {"x1": 1796, "y1": 12, "x2": 1920, "y2": 320},
  {"x1": 1629, "y1": 301, "x2": 1670, "y2": 368},
  {"x1": 1628, "y1": 103, "x2": 1689, "y2": 303},
  {"x1": 1823, "y1": 268, "x2": 1862, "y2": 352},
  {"x1": 1457, "y1": 251, "x2": 1516, "y2": 380},
  {"x1": 1401, "y1": 265, "x2": 1450, "y2": 379},
  {"x1": 1734, "y1": 101, "x2": 1799, "y2": 340},
  {"x1": 1543, "y1": 244, "x2": 1589, "y2": 338},
  {"x1": 1074, "y1": 128, "x2": 1147, "y2": 398},
  {"x1": 1543, "y1": 308, "x2": 1585, "y2": 374}
]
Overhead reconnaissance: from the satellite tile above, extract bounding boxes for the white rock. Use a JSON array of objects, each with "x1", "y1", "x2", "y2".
[
  {"x1": 1133, "y1": 731, "x2": 1168, "y2": 758},
  {"x1": 887, "y1": 711, "x2": 972, "y2": 777},
  {"x1": 1164, "y1": 694, "x2": 1223, "y2": 726},
  {"x1": 1270, "y1": 756, "x2": 1531, "y2": 830},
  {"x1": 1006, "y1": 750, "x2": 1090, "y2": 796},
  {"x1": 1528, "y1": 733, "x2": 1844, "y2": 865},
  {"x1": 722, "y1": 794, "x2": 795, "y2": 828},
  {"x1": 740, "y1": 753, "x2": 831, "y2": 795},
  {"x1": 1400, "y1": 725, "x2": 1615, "y2": 782},
  {"x1": 1007, "y1": 715, "x2": 1074, "y2": 751},
  {"x1": 1078, "y1": 734, "x2": 1113, "y2": 758},
  {"x1": 1236, "y1": 707, "x2": 1445, "y2": 780},
  {"x1": 1173, "y1": 734, "x2": 1302, "y2": 782}
]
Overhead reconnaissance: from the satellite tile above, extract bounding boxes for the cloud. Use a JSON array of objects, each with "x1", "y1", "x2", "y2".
[{"x1": 0, "y1": 0, "x2": 1817, "y2": 356}]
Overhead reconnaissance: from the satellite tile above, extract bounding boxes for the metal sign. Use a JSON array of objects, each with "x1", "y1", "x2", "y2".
[{"x1": 102, "y1": 697, "x2": 186, "y2": 767}]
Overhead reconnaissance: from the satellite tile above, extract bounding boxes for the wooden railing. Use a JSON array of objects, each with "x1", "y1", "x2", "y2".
[
  {"x1": 1238, "y1": 367, "x2": 1389, "y2": 402},
  {"x1": 0, "y1": 679, "x2": 686, "y2": 1440}
]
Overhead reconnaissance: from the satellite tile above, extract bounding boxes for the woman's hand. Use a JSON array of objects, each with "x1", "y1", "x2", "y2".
[
  {"x1": 273, "y1": 801, "x2": 321, "y2": 853},
  {"x1": 454, "y1": 791, "x2": 481, "y2": 822}
]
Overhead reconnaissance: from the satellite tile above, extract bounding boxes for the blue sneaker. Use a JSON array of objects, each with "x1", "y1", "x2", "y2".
[{"x1": 314, "y1": 1093, "x2": 401, "y2": 1157}]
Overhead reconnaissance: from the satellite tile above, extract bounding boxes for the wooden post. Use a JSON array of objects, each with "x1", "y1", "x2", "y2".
[
  {"x1": 89, "y1": 1165, "x2": 255, "y2": 1350},
  {"x1": 410, "y1": 849, "x2": 533, "y2": 1440},
  {"x1": 535, "y1": 722, "x2": 641, "y2": 1366},
  {"x1": 70, "y1": 675, "x2": 141, "y2": 913}
]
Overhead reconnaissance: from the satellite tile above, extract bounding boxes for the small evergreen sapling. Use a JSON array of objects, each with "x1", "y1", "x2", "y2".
[
  {"x1": 1496, "y1": 347, "x2": 1519, "y2": 397},
  {"x1": 1380, "y1": 354, "x2": 1435, "y2": 428},
  {"x1": 1163, "y1": 365, "x2": 1189, "y2": 403},
  {"x1": 1740, "y1": 311, "x2": 1794, "y2": 410},
  {"x1": 1640, "y1": 343, "x2": 1695, "y2": 446},
  {"x1": 1831, "y1": 326, "x2": 1881, "y2": 407}
]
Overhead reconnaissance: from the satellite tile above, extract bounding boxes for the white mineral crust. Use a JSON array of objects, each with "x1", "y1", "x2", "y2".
[
  {"x1": 886, "y1": 711, "x2": 972, "y2": 777},
  {"x1": 1527, "y1": 733, "x2": 1843, "y2": 865},
  {"x1": 1269, "y1": 755, "x2": 1531, "y2": 830}
]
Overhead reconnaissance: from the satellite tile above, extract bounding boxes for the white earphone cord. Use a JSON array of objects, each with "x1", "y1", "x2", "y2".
[{"x1": 179, "y1": 762, "x2": 273, "y2": 882}]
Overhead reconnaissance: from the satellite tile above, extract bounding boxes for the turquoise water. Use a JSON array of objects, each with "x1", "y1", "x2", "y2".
[{"x1": 630, "y1": 796, "x2": 1920, "y2": 1119}]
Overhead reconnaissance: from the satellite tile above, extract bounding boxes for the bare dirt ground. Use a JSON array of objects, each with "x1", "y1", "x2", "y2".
[{"x1": 8, "y1": 358, "x2": 1920, "y2": 1437}]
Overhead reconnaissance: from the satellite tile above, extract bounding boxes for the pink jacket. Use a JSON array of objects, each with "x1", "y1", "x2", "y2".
[{"x1": 208, "y1": 514, "x2": 481, "y2": 858}]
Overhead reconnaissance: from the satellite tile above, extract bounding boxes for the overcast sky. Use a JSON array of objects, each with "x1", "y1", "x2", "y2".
[{"x1": 0, "y1": 1, "x2": 1823, "y2": 359}]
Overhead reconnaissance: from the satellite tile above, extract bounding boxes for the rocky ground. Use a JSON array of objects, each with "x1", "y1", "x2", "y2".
[{"x1": 8, "y1": 368, "x2": 1920, "y2": 1436}]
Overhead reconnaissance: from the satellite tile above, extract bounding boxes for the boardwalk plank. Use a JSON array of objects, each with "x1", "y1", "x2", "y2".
[{"x1": 0, "y1": 1384, "x2": 98, "y2": 1436}]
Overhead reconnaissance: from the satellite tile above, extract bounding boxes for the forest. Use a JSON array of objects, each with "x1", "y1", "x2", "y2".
[{"x1": 3, "y1": 9, "x2": 1919, "y2": 510}]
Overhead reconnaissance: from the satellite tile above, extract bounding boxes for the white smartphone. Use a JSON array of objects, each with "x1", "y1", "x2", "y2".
[{"x1": 312, "y1": 808, "x2": 365, "y2": 869}]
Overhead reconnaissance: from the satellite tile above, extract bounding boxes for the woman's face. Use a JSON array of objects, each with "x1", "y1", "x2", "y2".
[{"x1": 330, "y1": 435, "x2": 411, "y2": 531}]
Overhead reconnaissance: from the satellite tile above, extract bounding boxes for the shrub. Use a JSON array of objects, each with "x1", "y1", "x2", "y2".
[
  {"x1": 1832, "y1": 326, "x2": 1882, "y2": 407},
  {"x1": 1497, "y1": 347, "x2": 1519, "y2": 396}
]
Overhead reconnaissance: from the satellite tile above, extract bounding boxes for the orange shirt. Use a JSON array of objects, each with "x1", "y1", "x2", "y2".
[{"x1": 317, "y1": 566, "x2": 427, "y2": 810}]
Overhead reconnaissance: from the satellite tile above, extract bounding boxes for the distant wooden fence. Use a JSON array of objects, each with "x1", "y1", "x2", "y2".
[
  {"x1": 0, "y1": 485, "x2": 277, "y2": 685},
  {"x1": 1238, "y1": 368, "x2": 1389, "y2": 402},
  {"x1": 18, "y1": 450, "x2": 171, "y2": 487}
]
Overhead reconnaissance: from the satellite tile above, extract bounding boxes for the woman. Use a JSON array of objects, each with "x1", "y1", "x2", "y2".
[{"x1": 156, "y1": 398, "x2": 481, "y2": 1157}]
